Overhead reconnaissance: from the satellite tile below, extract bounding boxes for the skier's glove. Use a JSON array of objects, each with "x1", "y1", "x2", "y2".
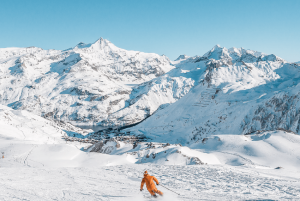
[
  {"x1": 157, "y1": 183, "x2": 159, "y2": 185},
  {"x1": 140, "y1": 189, "x2": 143, "y2": 191}
]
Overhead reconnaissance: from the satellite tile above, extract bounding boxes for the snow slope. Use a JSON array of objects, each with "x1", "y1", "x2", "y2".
[
  {"x1": 0, "y1": 104, "x2": 136, "y2": 167},
  {"x1": 87, "y1": 129, "x2": 300, "y2": 170},
  {"x1": 1, "y1": 165, "x2": 300, "y2": 200}
]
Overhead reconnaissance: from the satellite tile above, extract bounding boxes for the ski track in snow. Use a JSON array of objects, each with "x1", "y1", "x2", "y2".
[{"x1": 1, "y1": 165, "x2": 300, "y2": 200}]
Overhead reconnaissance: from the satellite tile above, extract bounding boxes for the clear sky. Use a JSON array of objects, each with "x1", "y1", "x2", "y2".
[{"x1": 0, "y1": 0, "x2": 299, "y2": 62}]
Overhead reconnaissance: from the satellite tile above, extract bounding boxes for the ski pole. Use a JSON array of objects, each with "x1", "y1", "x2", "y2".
[{"x1": 159, "y1": 184, "x2": 180, "y2": 196}]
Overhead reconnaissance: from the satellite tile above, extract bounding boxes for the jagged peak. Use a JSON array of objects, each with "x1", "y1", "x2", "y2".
[
  {"x1": 227, "y1": 47, "x2": 267, "y2": 59},
  {"x1": 199, "y1": 45, "x2": 285, "y2": 63},
  {"x1": 203, "y1": 45, "x2": 230, "y2": 60},
  {"x1": 175, "y1": 54, "x2": 190, "y2": 61},
  {"x1": 93, "y1": 37, "x2": 107, "y2": 44},
  {"x1": 92, "y1": 37, "x2": 114, "y2": 48},
  {"x1": 75, "y1": 42, "x2": 92, "y2": 49},
  {"x1": 74, "y1": 37, "x2": 117, "y2": 51},
  {"x1": 213, "y1": 44, "x2": 221, "y2": 49}
]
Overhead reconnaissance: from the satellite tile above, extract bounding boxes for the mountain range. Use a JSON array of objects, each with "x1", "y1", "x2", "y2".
[
  {"x1": 2, "y1": 39, "x2": 300, "y2": 142},
  {"x1": 2, "y1": 38, "x2": 300, "y2": 180}
]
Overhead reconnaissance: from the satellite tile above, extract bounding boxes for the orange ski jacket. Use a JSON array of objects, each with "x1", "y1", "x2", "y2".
[{"x1": 140, "y1": 172, "x2": 159, "y2": 192}]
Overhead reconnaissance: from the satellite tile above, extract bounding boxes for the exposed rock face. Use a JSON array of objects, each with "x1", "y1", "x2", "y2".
[
  {"x1": 242, "y1": 93, "x2": 300, "y2": 134},
  {"x1": 175, "y1": 54, "x2": 190, "y2": 61},
  {"x1": 90, "y1": 139, "x2": 120, "y2": 154}
]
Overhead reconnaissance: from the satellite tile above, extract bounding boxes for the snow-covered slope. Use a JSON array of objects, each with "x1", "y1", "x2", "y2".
[
  {"x1": 0, "y1": 104, "x2": 92, "y2": 142},
  {"x1": 0, "y1": 104, "x2": 137, "y2": 167},
  {"x1": 1, "y1": 38, "x2": 194, "y2": 127},
  {"x1": 2, "y1": 163, "x2": 300, "y2": 200}
]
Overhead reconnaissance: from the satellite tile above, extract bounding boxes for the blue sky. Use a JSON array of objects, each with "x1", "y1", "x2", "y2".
[{"x1": 0, "y1": 0, "x2": 299, "y2": 61}]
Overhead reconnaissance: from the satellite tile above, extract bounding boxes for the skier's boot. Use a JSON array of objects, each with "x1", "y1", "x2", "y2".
[{"x1": 151, "y1": 194, "x2": 158, "y2": 198}]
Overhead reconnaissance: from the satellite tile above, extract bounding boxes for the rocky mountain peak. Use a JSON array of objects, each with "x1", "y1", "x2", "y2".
[
  {"x1": 200, "y1": 45, "x2": 285, "y2": 64},
  {"x1": 91, "y1": 37, "x2": 111, "y2": 48},
  {"x1": 73, "y1": 37, "x2": 117, "y2": 52},
  {"x1": 203, "y1": 45, "x2": 230, "y2": 61},
  {"x1": 175, "y1": 54, "x2": 190, "y2": 61}
]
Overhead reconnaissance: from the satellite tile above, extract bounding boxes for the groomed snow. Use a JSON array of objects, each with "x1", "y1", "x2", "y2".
[{"x1": 1, "y1": 165, "x2": 300, "y2": 200}]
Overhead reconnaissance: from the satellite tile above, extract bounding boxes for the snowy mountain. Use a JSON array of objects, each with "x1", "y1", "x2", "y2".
[
  {"x1": 175, "y1": 54, "x2": 190, "y2": 61},
  {"x1": 58, "y1": 43, "x2": 300, "y2": 170},
  {"x1": 127, "y1": 45, "x2": 300, "y2": 144},
  {"x1": 0, "y1": 104, "x2": 91, "y2": 143},
  {"x1": 0, "y1": 38, "x2": 195, "y2": 127}
]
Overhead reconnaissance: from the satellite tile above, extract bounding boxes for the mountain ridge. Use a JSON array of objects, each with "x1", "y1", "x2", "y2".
[{"x1": 0, "y1": 38, "x2": 185, "y2": 127}]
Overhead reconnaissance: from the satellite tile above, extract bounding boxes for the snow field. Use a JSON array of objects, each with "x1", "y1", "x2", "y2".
[{"x1": 1, "y1": 165, "x2": 300, "y2": 200}]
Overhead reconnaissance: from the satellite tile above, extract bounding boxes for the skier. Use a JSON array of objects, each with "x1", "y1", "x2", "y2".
[{"x1": 140, "y1": 170, "x2": 163, "y2": 198}]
